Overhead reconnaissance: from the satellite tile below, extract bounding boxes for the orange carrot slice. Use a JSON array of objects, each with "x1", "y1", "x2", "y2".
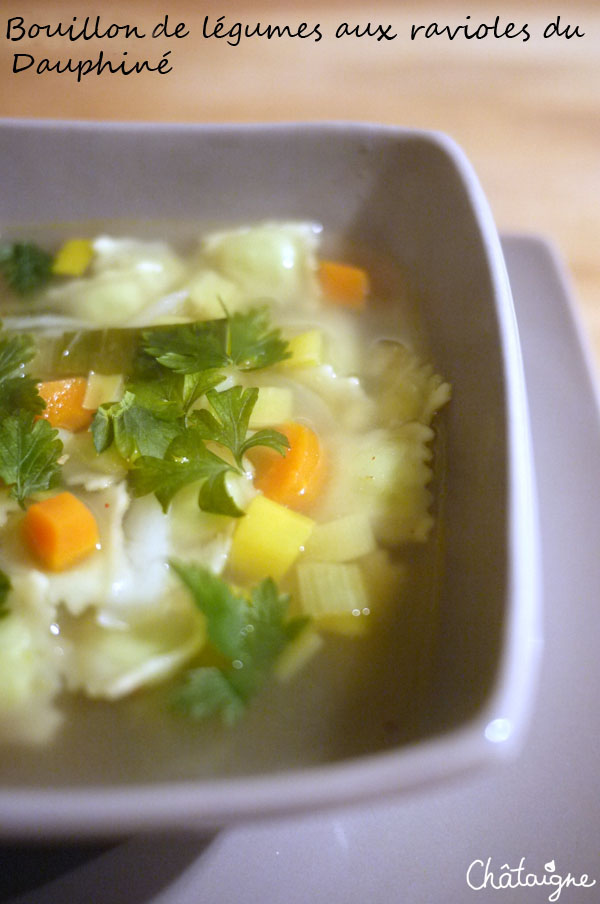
[
  {"x1": 250, "y1": 421, "x2": 325, "y2": 511},
  {"x1": 23, "y1": 491, "x2": 99, "y2": 571},
  {"x1": 318, "y1": 260, "x2": 369, "y2": 309},
  {"x1": 38, "y1": 377, "x2": 93, "y2": 432}
]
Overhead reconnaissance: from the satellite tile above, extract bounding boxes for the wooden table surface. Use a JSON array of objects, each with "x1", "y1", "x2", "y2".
[{"x1": 2, "y1": 0, "x2": 599, "y2": 362}]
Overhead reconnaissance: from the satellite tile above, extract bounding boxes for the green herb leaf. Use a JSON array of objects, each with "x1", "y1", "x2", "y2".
[
  {"x1": 0, "y1": 412, "x2": 63, "y2": 508},
  {"x1": 228, "y1": 307, "x2": 291, "y2": 370},
  {"x1": 170, "y1": 563, "x2": 250, "y2": 659},
  {"x1": 127, "y1": 438, "x2": 233, "y2": 513},
  {"x1": 191, "y1": 386, "x2": 257, "y2": 468},
  {"x1": 142, "y1": 307, "x2": 290, "y2": 375},
  {"x1": 191, "y1": 386, "x2": 288, "y2": 468},
  {"x1": 127, "y1": 386, "x2": 286, "y2": 516},
  {"x1": 0, "y1": 374, "x2": 45, "y2": 418},
  {"x1": 0, "y1": 331, "x2": 37, "y2": 381},
  {"x1": 0, "y1": 242, "x2": 54, "y2": 296},
  {"x1": 0, "y1": 329, "x2": 45, "y2": 417},
  {"x1": 91, "y1": 390, "x2": 182, "y2": 462},
  {"x1": 128, "y1": 369, "x2": 226, "y2": 419},
  {"x1": 181, "y1": 371, "x2": 226, "y2": 415},
  {"x1": 169, "y1": 562, "x2": 304, "y2": 722},
  {"x1": 142, "y1": 320, "x2": 228, "y2": 374},
  {"x1": 0, "y1": 569, "x2": 11, "y2": 619},
  {"x1": 171, "y1": 668, "x2": 245, "y2": 725}
]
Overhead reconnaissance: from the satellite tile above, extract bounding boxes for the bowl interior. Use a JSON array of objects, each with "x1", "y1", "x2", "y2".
[{"x1": 0, "y1": 122, "x2": 515, "y2": 804}]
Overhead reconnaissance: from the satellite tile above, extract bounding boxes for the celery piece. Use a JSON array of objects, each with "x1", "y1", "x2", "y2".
[
  {"x1": 296, "y1": 560, "x2": 368, "y2": 616},
  {"x1": 296, "y1": 561, "x2": 372, "y2": 636},
  {"x1": 296, "y1": 561, "x2": 368, "y2": 616},
  {"x1": 304, "y1": 512, "x2": 377, "y2": 562}
]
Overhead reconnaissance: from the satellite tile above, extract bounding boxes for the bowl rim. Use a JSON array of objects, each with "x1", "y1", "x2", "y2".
[{"x1": 0, "y1": 119, "x2": 542, "y2": 837}]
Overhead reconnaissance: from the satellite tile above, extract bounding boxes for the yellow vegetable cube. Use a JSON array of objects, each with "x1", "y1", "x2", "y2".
[
  {"x1": 52, "y1": 238, "x2": 94, "y2": 277},
  {"x1": 229, "y1": 494, "x2": 314, "y2": 582},
  {"x1": 249, "y1": 387, "x2": 293, "y2": 428},
  {"x1": 281, "y1": 330, "x2": 323, "y2": 368}
]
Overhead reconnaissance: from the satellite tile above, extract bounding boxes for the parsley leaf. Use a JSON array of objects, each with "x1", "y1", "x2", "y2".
[
  {"x1": 228, "y1": 307, "x2": 290, "y2": 370},
  {"x1": 128, "y1": 437, "x2": 237, "y2": 514},
  {"x1": 0, "y1": 242, "x2": 54, "y2": 296},
  {"x1": 169, "y1": 562, "x2": 308, "y2": 723},
  {"x1": 129, "y1": 369, "x2": 226, "y2": 419},
  {"x1": 92, "y1": 390, "x2": 183, "y2": 462},
  {"x1": 191, "y1": 386, "x2": 288, "y2": 469},
  {"x1": 126, "y1": 387, "x2": 287, "y2": 516},
  {"x1": 0, "y1": 331, "x2": 37, "y2": 379},
  {"x1": 0, "y1": 330, "x2": 45, "y2": 417},
  {"x1": 172, "y1": 668, "x2": 245, "y2": 724},
  {"x1": 142, "y1": 320, "x2": 228, "y2": 374},
  {"x1": 94, "y1": 311, "x2": 288, "y2": 516},
  {"x1": 0, "y1": 569, "x2": 11, "y2": 619},
  {"x1": 0, "y1": 412, "x2": 63, "y2": 508},
  {"x1": 142, "y1": 307, "x2": 290, "y2": 374}
]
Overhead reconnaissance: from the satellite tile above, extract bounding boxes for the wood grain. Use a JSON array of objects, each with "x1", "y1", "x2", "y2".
[{"x1": 2, "y1": 1, "x2": 599, "y2": 361}]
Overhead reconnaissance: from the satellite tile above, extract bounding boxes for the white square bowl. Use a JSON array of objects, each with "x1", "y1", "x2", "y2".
[{"x1": 0, "y1": 120, "x2": 541, "y2": 837}]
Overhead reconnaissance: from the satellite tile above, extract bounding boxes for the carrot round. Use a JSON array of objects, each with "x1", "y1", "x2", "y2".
[
  {"x1": 38, "y1": 377, "x2": 93, "y2": 432},
  {"x1": 23, "y1": 491, "x2": 99, "y2": 571},
  {"x1": 250, "y1": 421, "x2": 325, "y2": 511},
  {"x1": 318, "y1": 260, "x2": 369, "y2": 309}
]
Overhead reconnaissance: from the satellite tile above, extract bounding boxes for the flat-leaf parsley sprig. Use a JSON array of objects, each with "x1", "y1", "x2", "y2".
[
  {"x1": 141, "y1": 305, "x2": 291, "y2": 374},
  {"x1": 94, "y1": 308, "x2": 291, "y2": 516},
  {"x1": 128, "y1": 386, "x2": 288, "y2": 516},
  {"x1": 0, "y1": 323, "x2": 63, "y2": 508},
  {"x1": 0, "y1": 241, "x2": 54, "y2": 296},
  {"x1": 0, "y1": 412, "x2": 63, "y2": 509},
  {"x1": 169, "y1": 562, "x2": 309, "y2": 723},
  {"x1": 0, "y1": 327, "x2": 46, "y2": 418},
  {"x1": 190, "y1": 386, "x2": 288, "y2": 469}
]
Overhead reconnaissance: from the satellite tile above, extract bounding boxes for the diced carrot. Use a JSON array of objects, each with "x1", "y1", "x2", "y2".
[
  {"x1": 38, "y1": 377, "x2": 93, "y2": 432},
  {"x1": 250, "y1": 421, "x2": 325, "y2": 511},
  {"x1": 23, "y1": 491, "x2": 100, "y2": 571},
  {"x1": 318, "y1": 260, "x2": 369, "y2": 309}
]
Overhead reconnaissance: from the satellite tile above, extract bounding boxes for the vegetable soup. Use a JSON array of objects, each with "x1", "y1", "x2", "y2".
[{"x1": 0, "y1": 221, "x2": 450, "y2": 782}]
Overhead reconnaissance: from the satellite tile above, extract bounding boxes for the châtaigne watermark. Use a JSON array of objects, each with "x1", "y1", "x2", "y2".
[{"x1": 466, "y1": 857, "x2": 596, "y2": 902}]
